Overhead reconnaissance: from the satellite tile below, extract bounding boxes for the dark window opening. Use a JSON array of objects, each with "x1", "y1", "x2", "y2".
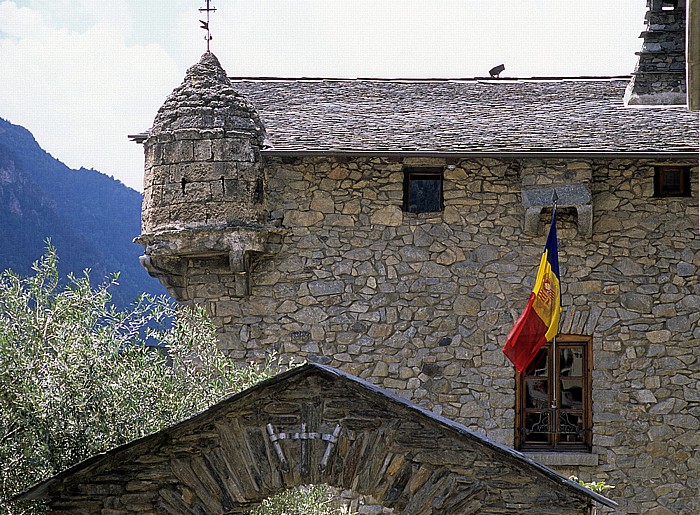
[
  {"x1": 654, "y1": 166, "x2": 691, "y2": 197},
  {"x1": 403, "y1": 168, "x2": 443, "y2": 213},
  {"x1": 515, "y1": 335, "x2": 592, "y2": 452},
  {"x1": 660, "y1": 0, "x2": 680, "y2": 10}
]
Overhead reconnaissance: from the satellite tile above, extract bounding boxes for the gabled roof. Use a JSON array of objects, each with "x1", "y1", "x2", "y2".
[
  {"x1": 16, "y1": 363, "x2": 616, "y2": 512},
  {"x1": 229, "y1": 78, "x2": 699, "y2": 155}
]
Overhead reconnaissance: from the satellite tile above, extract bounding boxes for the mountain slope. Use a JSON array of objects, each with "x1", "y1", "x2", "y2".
[{"x1": 0, "y1": 117, "x2": 165, "y2": 308}]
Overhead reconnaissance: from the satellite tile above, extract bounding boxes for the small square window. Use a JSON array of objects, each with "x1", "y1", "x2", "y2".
[
  {"x1": 654, "y1": 166, "x2": 691, "y2": 197},
  {"x1": 403, "y1": 168, "x2": 443, "y2": 213}
]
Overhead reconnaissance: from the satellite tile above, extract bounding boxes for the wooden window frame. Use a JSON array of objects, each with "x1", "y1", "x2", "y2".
[
  {"x1": 654, "y1": 165, "x2": 691, "y2": 197},
  {"x1": 402, "y1": 168, "x2": 444, "y2": 213},
  {"x1": 515, "y1": 335, "x2": 593, "y2": 453}
]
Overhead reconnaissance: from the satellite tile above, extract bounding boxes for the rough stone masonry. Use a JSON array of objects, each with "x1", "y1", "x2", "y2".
[{"x1": 136, "y1": 51, "x2": 700, "y2": 514}]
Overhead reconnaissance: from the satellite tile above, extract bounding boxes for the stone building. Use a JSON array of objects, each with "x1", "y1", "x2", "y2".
[
  {"x1": 124, "y1": 2, "x2": 700, "y2": 512},
  {"x1": 15, "y1": 364, "x2": 616, "y2": 513},
  {"x1": 130, "y1": 49, "x2": 700, "y2": 513}
]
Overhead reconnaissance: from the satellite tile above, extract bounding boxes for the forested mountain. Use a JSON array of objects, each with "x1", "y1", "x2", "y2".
[{"x1": 0, "y1": 117, "x2": 165, "y2": 308}]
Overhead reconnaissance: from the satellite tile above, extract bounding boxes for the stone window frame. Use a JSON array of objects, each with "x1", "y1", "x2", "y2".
[
  {"x1": 653, "y1": 165, "x2": 692, "y2": 197},
  {"x1": 402, "y1": 167, "x2": 444, "y2": 213},
  {"x1": 515, "y1": 334, "x2": 593, "y2": 453}
]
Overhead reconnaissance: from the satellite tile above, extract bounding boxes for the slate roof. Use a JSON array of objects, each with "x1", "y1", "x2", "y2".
[
  {"x1": 152, "y1": 52, "x2": 265, "y2": 144},
  {"x1": 15, "y1": 363, "x2": 617, "y2": 510},
  {"x1": 230, "y1": 78, "x2": 699, "y2": 154}
]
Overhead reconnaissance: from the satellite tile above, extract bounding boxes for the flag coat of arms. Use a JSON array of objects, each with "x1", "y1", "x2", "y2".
[{"x1": 502, "y1": 208, "x2": 562, "y2": 373}]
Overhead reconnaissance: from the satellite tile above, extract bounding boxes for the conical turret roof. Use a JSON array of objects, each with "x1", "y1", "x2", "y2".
[{"x1": 151, "y1": 52, "x2": 265, "y2": 143}]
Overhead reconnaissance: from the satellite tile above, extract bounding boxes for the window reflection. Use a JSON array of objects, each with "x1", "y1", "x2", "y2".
[
  {"x1": 526, "y1": 380, "x2": 549, "y2": 408},
  {"x1": 529, "y1": 349, "x2": 548, "y2": 377},
  {"x1": 560, "y1": 348, "x2": 583, "y2": 377},
  {"x1": 525, "y1": 412, "x2": 550, "y2": 443},
  {"x1": 559, "y1": 412, "x2": 584, "y2": 443},
  {"x1": 560, "y1": 379, "x2": 583, "y2": 409},
  {"x1": 518, "y1": 339, "x2": 591, "y2": 451}
]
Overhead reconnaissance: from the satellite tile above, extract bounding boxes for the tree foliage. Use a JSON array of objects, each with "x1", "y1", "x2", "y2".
[
  {"x1": 251, "y1": 485, "x2": 353, "y2": 515},
  {"x1": 0, "y1": 247, "x2": 276, "y2": 513}
]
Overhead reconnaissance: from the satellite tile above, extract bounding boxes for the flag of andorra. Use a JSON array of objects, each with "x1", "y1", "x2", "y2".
[{"x1": 502, "y1": 208, "x2": 561, "y2": 373}]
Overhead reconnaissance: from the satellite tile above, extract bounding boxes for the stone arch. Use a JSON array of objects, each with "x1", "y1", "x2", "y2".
[{"x1": 18, "y1": 365, "x2": 614, "y2": 514}]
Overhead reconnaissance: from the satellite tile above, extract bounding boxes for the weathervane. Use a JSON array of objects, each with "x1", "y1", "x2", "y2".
[{"x1": 199, "y1": 0, "x2": 216, "y2": 51}]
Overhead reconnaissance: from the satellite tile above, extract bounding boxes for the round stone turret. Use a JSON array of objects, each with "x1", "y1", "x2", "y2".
[
  {"x1": 136, "y1": 52, "x2": 277, "y2": 301},
  {"x1": 142, "y1": 51, "x2": 267, "y2": 233}
]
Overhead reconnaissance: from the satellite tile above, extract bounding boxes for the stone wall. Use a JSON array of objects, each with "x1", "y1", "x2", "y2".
[
  {"x1": 165, "y1": 155, "x2": 699, "y2": 514},
  {"x1": 142, "y1": 129, "x2": 267, "y2": 233},
  {"x1": 38, "y1": 365, "x2": 599, "y2": 514},
  {"x1": 625, "y1": 0, "x2": 687, "y2": 105}
]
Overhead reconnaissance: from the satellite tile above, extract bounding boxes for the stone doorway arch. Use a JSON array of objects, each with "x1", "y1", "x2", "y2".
[{"x1": 17, "y1": 364, "x2": 615, "y2": 514}]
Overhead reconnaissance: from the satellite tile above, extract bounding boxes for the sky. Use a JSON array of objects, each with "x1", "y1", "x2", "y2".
[{"x1": 0, "y1": 0, "x2": 648, "y2": 192}]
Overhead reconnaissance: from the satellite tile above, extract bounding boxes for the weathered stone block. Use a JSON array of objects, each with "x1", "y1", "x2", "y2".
[
  {"x1": 370, "y1": 205, "x2": 403, "y2": 226},
  {"x1": 621, "y1": 292, "x2": 654, "y2": 313},
  {"x1": 162, "y1": 140, "x2": 194, "y2": 164},
  {"x1": 283, "y1": 210, "x2": 324, "y2": 227}
]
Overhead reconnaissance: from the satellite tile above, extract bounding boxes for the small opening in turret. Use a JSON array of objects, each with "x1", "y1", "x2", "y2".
[
  {"x1": 181, "y1": 178, "x2": 187, "y2": 195},
  {"x1": 254, "y1": 177, "x2": 264, "y2": 204},
  {"x1": 221, "y1": 176, "x2": 226, "y2": 194}
]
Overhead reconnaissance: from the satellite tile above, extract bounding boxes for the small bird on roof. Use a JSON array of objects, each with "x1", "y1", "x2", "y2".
[{"x1": 489, "y1": 64, "x2": 505, "y2": 78}]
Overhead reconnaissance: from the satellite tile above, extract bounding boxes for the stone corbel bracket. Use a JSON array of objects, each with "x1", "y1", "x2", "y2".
[
  {"x1": 135, "y1": 223, "x2": 285, "y2": 300},
  {"x1": 521, "y1": 184, "x2": 592, "y2": 237}
]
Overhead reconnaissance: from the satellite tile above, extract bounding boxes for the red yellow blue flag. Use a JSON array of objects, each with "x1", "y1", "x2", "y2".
[{"x1": 503, "y1": 207, "x2": 561, "y2": 373}]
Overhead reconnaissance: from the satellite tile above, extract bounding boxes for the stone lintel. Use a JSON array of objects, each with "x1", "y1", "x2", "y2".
[
  {"x1": 524, "y1": 452, "x2": 600, "y2": 467},
  {"x1": 522, "y1": 184, "x2": 592, "y2": 237}
]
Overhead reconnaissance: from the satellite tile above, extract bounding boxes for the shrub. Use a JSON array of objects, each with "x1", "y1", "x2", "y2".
[{"x1": 0, "y1": 247, "x2": 275, "y2": 513}]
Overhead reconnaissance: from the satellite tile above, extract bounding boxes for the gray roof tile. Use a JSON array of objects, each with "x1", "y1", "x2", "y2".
[{"x1": 230, "y1": 78, "x2": 699, "y2": 153}]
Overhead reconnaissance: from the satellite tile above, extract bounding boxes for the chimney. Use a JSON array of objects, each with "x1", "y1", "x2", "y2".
[{"x1": 624, "y1": 0, "x2": 687, "y2": 105}]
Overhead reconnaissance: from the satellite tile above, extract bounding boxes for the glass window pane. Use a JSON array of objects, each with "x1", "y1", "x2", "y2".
[
  {"x1": 558, "y1": 412, "x2": 584, "y2": 443},
  {"x1": 559, "y1": 347, "x2": 583, "y2": 377},
  {"x1": 517, "y1": 338, "x2": 591, "y2": 451},
  {"x1": 527, "y1": 348, "x2": 549, "y2": 377},
  {"x1": 526, "y1": 379, "x2": 549, "y2": 409},
  {"x1": 661, "y1": 169, "x2": 682, "y2": 193},
  {"x1": 408, "y1": 175, "x2": 441, "y2": 213},
  {"x1": 525, "y1": 411, "x2": 550, "y2": 442},
  {"x1": 560, "y1": 378, "x2": 583, "y2": 409}
]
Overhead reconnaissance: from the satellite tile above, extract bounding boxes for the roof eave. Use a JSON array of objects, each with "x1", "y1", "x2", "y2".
[
  {"x1": 262, "y1": 149, "x2": 699, "y2": 159},
  {"x1": 14, "y1": 363, "x2": 617, "y2": 509}
]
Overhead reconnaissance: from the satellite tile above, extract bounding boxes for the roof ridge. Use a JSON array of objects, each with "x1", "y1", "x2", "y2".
[{"x1": 228, "y1": 76, "x2": 632, "y2": 83}]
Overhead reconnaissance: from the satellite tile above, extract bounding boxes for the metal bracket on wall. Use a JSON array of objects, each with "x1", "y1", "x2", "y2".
[{"x1": 266, "y1": 423, "x2": 342, "y2": 471}]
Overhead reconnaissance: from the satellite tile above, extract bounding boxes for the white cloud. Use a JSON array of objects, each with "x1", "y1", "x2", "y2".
[
  {"x1": 0, "y1": 1, "x2": 182, "y2": 191},
  {"x1": 212, "y1": 0, "x2": 646, "y2": 78},
  {"x1": 0, "y1": 0, "x2": 648, "y2": 191}
]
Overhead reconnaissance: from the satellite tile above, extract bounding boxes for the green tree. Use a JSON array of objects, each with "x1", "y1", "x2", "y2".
[
  {"x1": 252, "y1": 485, "x2": 353, "y2": 515},
  {"x1": 0, "y1": 247, "x2": 277, "y2": 513}
]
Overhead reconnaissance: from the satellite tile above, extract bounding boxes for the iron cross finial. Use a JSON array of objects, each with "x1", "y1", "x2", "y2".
[{"x1": 199, "y1": 0, "x2": 217, "y2": 51}]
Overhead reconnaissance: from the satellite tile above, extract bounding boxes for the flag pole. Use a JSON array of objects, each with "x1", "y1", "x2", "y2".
[
  {"x1": 502, "y1": 188, "x2": 563, "y2": 376},
  {"x1": 551, "y1": 190, "x2": 559, "y2": 410}
]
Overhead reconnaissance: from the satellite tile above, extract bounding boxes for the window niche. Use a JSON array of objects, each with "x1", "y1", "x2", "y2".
[
  {"x1": 403, "y1": 168, "x2": 444, "y2": 213},
  {"x1": 515, "y1": 335, "x2": 592, "y2": 453},
  {"x1": 654, "y1": 165, "x2": 691, "y2": 197}
]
